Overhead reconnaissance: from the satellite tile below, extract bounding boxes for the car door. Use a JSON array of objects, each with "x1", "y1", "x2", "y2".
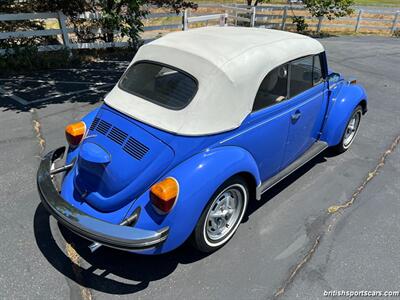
[
  {"x1": 237, "y1": 63, "x2": 293, "y2": 182},
  {"x1": 282, "y1": 55, "x2": 328, "y2": 167}
]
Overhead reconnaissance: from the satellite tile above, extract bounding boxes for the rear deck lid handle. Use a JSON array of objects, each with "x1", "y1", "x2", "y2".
[{"x1": 79, "y1": 142, "x2": 111, "y2": 164}]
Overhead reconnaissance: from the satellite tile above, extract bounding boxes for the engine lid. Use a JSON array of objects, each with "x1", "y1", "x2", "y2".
[{"x1": 73, "y1": 106, "x2": 174, "y2": 212}]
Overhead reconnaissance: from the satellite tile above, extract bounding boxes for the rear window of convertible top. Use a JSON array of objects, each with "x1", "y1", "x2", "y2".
[{"x1": 118, "y1": 61, "x2": 198, "y2": 110}]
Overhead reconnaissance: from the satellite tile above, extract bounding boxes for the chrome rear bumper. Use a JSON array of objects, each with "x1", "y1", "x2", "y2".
[{"x1": 37, "y1": 147, "x2": 169, "y2": 251}]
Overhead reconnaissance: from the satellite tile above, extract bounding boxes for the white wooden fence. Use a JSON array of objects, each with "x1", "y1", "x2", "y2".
[
  {"x1": 0, "y1": 4, "x2": 399, "y2": 54},
  {"x1": 0, "y1": 11, "x2": 131, "y2": 52},
  {"x1": 219, "y1": 4, "x2": 399, "y2": 33},
  {"x1": 183, "y1": 10, "x2": 228, "y2": 30}
]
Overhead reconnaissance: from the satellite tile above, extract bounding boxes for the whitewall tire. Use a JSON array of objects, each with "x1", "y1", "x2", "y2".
[{"x1": 191, "y1": 176, "x2": 249, "y2": 253}]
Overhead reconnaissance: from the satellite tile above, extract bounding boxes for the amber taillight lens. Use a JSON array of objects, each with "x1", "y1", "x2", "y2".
[
  {"x1": 65, "y1": 121, "x2": 86, "y2": 147},
  {"x1": 150, "y1": 178, "x2": 179, "y2": 214}
]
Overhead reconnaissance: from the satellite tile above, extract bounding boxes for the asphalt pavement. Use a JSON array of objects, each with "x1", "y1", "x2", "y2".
[{"x1": 0, "y1": 36, "x2": 399, "y2": 300}]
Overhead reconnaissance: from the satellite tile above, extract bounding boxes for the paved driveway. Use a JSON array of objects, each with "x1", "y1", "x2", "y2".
[{"x1": 0, "y1": 36, "x2": 399, "y2": 300}]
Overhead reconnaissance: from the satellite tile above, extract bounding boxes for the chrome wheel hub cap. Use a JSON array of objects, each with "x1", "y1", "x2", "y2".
[
  {"x1": 206, "y1": 186, "x2": 243, "y2": 241},
  {"x1": 343, "y1": 111, "x2": 361, "y2": 148}
]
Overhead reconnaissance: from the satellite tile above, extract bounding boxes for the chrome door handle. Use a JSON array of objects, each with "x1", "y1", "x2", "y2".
[{"x1": 291, "y1": 110, "x2": 301, "y2": 122}]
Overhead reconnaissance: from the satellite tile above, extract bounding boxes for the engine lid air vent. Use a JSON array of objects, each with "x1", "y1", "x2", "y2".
[
  {"x1": 123, "y1": 137, "x2": 149, "y2": 160},
  {"x1": 89, "y1": 117, "x2": 149, "y2": 160},
  {"x1": 108, "y1": 127, "x2": 128, "y2": 146},
  {"x1": 96, "y1": 120, "x2": 112, "y2": 135},
  {"x1": 89, "y1": 117, "x2": 100, "y2": 131}
]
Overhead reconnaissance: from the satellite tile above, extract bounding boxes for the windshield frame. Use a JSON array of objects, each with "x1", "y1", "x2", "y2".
[{"x1": 117, "y1": 60, "x2": 199, "y2": 111}]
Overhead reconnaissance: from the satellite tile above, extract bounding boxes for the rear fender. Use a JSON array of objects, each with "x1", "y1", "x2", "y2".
[
  {"x1": 321, "y1": 83, "x2": 367, "y2": 146},
  {"x1": 129, "y1": 146, "x2": 261, "y2": 254}
]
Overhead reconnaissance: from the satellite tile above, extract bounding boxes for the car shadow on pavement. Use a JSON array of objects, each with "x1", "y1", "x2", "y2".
[
  {"x1": 0, "y1": 87, "x2": 107, "y2": 113},
  {"x1": 33, "y1": 151, "x2": 329, "y2": 295},
  {"x1": 0, "y1": 62, "x2": 126, "y2": 113},
  {"x1": 33, "y1": 203, "x2": 210, "y2": 295}
]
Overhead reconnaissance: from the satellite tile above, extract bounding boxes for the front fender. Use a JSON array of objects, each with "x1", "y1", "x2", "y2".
[
  {"x1": 128, "y1": 146, "x2": 261, "y2": 254},
  {"x1": 321, "y1": 83, "x2": 367, "y2": 146}
]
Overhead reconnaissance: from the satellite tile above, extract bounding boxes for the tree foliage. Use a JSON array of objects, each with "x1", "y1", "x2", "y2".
[
  {"x1": 97, "y1": 0, "x2": 197, "y2": 47},
  {"x1": 292, "y1": 16, "x2": 309, "y2": 33},
  {"x1": 0, "y1": 0, "x2": 197, "y2": 49},
  {"x1": 303, "y1": 0, "x2": 354, "y2": 20},
  {"x1": 246, "y1": 0, "x2": 270, "y2": 7},
  {"x1": 96, "y1": 0, "x2": 197, "y2": 47},
  {"x1": 97, "y1": 0, "x2": 148, "y2": 47},
  {"x1": 151, "y1": 0, "x2": 197, "y2": 13},
  {"x1": 0, "y1": 0, "x2": 89, "y2": 15}
]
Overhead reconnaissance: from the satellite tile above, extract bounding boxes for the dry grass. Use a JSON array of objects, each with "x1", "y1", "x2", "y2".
[
  {"x1": 182, "y1": 4, "x2": 397, "y2": 37},
  {"x1": 195, "y1": 0, "x2": 400, "y2": 5},
  {"x1": 43, "y1": 3, "x2": 399, "y2": 41}
]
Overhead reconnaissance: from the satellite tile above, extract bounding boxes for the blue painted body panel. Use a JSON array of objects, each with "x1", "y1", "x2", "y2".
[
  {"x1": 79, "y1": 142, "x2": 111, "y2": 164},
  {"x1": 283, "y1": 83, "x2": 328, "y2": 165},
  {"x1": 61, "y1": 170, "x2": 135, "y2": 224},
  {"x1": 122, "y1": 146, "x2": 261, "y2": 254},
  {"x1": 60, "y1": 69, "x2": 367, "y2": 254},
  {"x1": 221, "y1": 102, "x2": 290, "y2": 181},
  {"x1": 320, "y1": 81, "x2": 367, "y2": 146}
]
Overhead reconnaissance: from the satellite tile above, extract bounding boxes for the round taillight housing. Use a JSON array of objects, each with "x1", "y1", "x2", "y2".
[
  {"x1": 150, "y1": 177, "x2": 179, "y2": 214},
  {"x1": 65, "y1": 121, "x2": 86, "y2": 147}
]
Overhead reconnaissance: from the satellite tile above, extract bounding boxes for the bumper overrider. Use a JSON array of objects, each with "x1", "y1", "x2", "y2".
[{"x1": 37, "y1": 147, "x2": 169, "y2": 251}]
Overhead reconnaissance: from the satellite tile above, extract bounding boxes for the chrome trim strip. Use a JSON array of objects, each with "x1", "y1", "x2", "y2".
[
  {"x1": 256, "y1": 182, "x2": 262, "y2": 200},
  {"x1": 256, "y1": 141, "x2": 328, "y2": 200}
]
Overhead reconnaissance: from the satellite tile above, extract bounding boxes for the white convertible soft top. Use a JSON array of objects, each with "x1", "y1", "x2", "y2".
[{"x1": 105, "y1": 27, "x2": 324, "y2": 136}]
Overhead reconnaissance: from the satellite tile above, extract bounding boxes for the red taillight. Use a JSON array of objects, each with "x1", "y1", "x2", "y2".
[
  {"x1": 150, "y1": 177, "x2": 179, "y2": 214},
  {"x1": 65, "y1": 121, "x2": 86, "y2": 147}
]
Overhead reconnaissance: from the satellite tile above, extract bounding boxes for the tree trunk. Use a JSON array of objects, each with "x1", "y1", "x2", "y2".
[{"x1": 105, "y1": 0, "x2": 114, "y2": 43}]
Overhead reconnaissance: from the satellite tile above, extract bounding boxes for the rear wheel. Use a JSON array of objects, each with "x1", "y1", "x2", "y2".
[
  {"x1": 191, "y1": 177, "x2": 249, "y2": 253},
  {"x1": 332, "y1": 105, "x2": 362, "y2": 154}
]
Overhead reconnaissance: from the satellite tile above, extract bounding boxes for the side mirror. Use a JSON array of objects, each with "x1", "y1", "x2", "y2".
[{"x1": 327, "y1": 72, "x2": 341, "y2": 85}]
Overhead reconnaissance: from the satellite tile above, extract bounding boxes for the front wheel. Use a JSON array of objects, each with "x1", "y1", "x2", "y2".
[
  {"x1": 191, "y1": 177, "x2": 249, "y2": 253},
  {"x1": 332, "y1": 105, "x2": 363, "y2": 154}
]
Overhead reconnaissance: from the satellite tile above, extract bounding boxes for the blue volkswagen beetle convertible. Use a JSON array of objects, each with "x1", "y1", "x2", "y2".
[{"x1": 37, "y1": 27, "x2": 367, "y2": 254}]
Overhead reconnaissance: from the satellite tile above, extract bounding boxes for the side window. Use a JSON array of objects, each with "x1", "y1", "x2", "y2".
[
  {"x1": 289, "y1": 56, "x2": 313, "y2": 98},
  {"x1": 288, "y1": 54, "x2": 324, "y2": 98},
  {"x1": 313, "y1": 55, "x2": 323, "y2": 85},
  {"x1": 252, "y1": 64, "x2": 289, "y2": 112}
]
